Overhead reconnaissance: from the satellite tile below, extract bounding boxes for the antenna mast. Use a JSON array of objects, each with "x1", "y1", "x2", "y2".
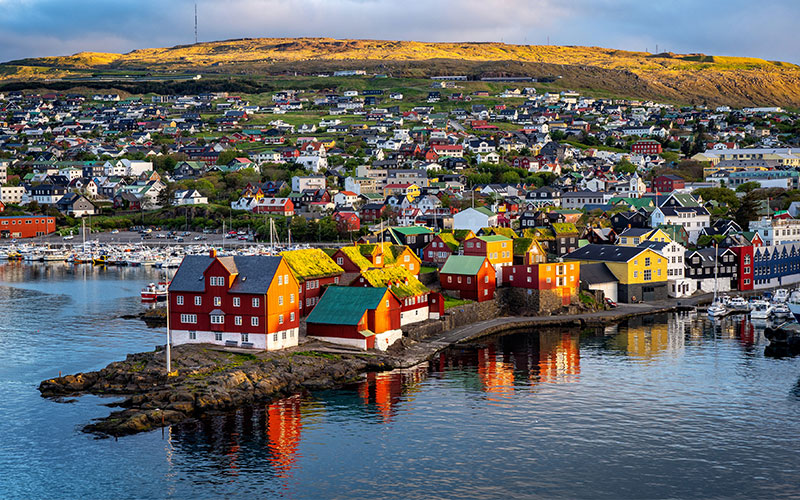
[{"x1": 194, "y1": 3, "x2": 198, "y2": 44}]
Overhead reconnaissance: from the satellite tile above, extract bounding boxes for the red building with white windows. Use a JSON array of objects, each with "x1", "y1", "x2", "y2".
[
  {"x1": 0, "y1": 215, "x2": 56, "y2": 238},
  {"x1": 631, "y1": 140, "x2": 663, "y2": 155},
  {"x1": 652, "y1": 175, "x2": 685, "y2": 193},
  {"x1": 439, "y1": 255, "x2": 496, "y2": 302},
  {"x1": 730, "y1": 245, "x2": 754, "y2": 292},
  {"x1": 168, "y1": 251, "x2": 300, "y2": 350},
  {"x1": 252, "y1": 197, "x2": 294, "y2": 216}
]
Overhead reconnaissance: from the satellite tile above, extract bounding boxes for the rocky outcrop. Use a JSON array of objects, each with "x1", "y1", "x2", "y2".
[{"x1": 39, "y1": 344, "x2": 401, "y2": 437}]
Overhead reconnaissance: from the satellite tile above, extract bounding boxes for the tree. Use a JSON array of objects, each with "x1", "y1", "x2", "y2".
[
  {"x1": 734, "y1": 194, "x2": 760, "y2": 228},
  {"x1": 501, "y1": 171, "x2": 520, "y2": 184},
  {"x1": 736, "y1": 181, "x2": 761, "y2": 194},
  {"x1": 692, "y1": 187, "x2": 739, "y2": 209},
  {"x1": 216, "y1": 150, "x2": 246, "y2": 166},
  {"x1": 615, "y1": 159, "x2": 637, "y2": 174}
]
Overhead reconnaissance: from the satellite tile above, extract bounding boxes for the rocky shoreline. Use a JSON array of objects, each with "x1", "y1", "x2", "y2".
[{"x1": 38, "y1": 340, "x2": 432, "y2": 438}]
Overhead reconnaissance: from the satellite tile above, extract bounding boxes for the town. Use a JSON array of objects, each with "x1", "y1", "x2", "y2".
[{"x1": 2, "y1": 76, "x2": 800, "y2": 351}]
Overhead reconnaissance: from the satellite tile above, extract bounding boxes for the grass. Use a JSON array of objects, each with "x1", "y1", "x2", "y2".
[
  {"x1": 294, "y1": 351, "x2": 341, "y2": 360},
  {"x1": 420, "y1": 265, "x2": 437, "y2": 274},
  {"x1": 444, "y1": 296, "x2": 473, "y2": 309}
]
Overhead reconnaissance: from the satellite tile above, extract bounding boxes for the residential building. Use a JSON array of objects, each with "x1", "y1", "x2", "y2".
[
  {"x1": 168, "y1": 251, "x2": 300, "y2": 350},
  {"x1": 439, "y1": 255, "x2": 496, "y2": 302},
  {"x1": 453, "y1": 207, "x2": 497, "y2": 234},
  {"x1": 0, "y1": 215, "x2": 56, "y2": 238},
  {"x1": 280, "y1": 248, "x2": 344, "y2": 317}
]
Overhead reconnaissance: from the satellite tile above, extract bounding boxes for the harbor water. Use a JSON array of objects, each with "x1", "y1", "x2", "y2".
[{"x1": 1, "y1": 263, "x2": 800, "y2": 499}]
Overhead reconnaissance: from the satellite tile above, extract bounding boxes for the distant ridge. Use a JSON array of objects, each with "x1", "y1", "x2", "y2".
[{"x1": 3, "y1": 37, "x2": 800, "y2": 107}]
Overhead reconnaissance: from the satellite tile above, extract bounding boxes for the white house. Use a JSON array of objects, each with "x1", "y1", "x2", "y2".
[
  {"x1": 292, "y1": 175, "x2": 326, "y2": 192},
  {"x1": 173, "y1": 189, "x2": 208, "y2": 206},
  {"x1": 333, "y1": 191, "x2": 359, "y2": 207},
  {"x1": 477, "y1": 152, "x2": 501, "y2": 164},
  {"x1": 650, "y1": 206, "x2": 710, "y2": 244},
  {"x1": 453, "y1": 207, "x2": 497, "y2": 234},
  {"x1": 294, "y1": 155, "x2": 328, "y2": 173},
  {"x1": 749, "y1": 217, "x2": 800, "y2": 246}
]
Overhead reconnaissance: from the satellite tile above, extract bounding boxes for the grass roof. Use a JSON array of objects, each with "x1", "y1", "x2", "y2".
[
  {"x1": 551, "y1": 223, "x2": 579, "y2": 235},
  {"x1": 340, "y1": 245, "x2": 374, "y2": 270},
  {"x1": 436, "y1": 232, "x2": 460, "y2": 252},
  {"x1": 480, "y1": 226, "x2": 518, "y2": 238},
  {"x1": 359, "y1": 267, "x2": 429, "y2": 299},
  {"x1": 280, "y1": 248, "x2": 344, "y2": 280}
]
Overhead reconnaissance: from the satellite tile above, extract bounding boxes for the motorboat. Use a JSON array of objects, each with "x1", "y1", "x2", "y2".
[
  {"x1": 728, "y1": 296, "x2": 748, "y2": 309},
  {"x1": 773, "y1": 289, "x2": 789, "y2": 303},
  {"x1": 141, "y1": 281, "x2": 169, "y2": 301},
  {"x1": 772, "y1": 302, "x2": 791, "y2": 319},
  {"x1": 707, "y1": 301, "x2": 728, "y2": 318},
  {"x1": 750, "y1": 300, "x2": 773, "y2": 320},
  {"x1": 787, "y1": 290, "x2": 800, "y2": 323}
]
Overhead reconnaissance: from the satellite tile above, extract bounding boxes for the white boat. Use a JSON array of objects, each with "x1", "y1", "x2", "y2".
[
  {"x1": 773, "y1": 289, "x2": 789, "y2": 303},
  {"x1": 772, "y1": 303, "x2": 791, "y2": 319},
  {"x1": 750, "y1": 300, "x2": 773, "y2": 320},
  {"x1": 728, "y1": 296, "x2": 748, "y2": 309},
  {"x1": 141, "y1": 281, "x2": 169, "y2": 301},
  {"x1": 707, "y1": 301, "x2": 728, "y2": 317}
]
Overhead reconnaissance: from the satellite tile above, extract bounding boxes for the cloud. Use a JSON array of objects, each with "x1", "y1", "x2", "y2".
[{"x1": 0, "y1": 0, "x2": 798, "y2": 63}]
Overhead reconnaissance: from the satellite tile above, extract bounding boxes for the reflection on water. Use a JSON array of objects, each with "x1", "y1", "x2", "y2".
[{"x1": 3, "y1": 264, "x2": 800, "y2": 500}]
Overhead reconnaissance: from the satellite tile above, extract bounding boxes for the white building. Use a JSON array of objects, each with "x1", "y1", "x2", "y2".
[
  {"x1": 749, "y1": 217, "x2": 800, "y2": 246},
  {"x1": 292, "y1": 175, "x2": 326, "y2": 192},
  {"x1": 0, "y1": 186, "x2": 26, "y2": 205},
  {"x1": 650, "y1": 206, "x2": 710, "y2": 244},
  {"x1": 173, "y1": 189, "x2": 208, "y2": 206},
  {"x1": 453, "y1": 207, "x2": 497, "y2": 234}
]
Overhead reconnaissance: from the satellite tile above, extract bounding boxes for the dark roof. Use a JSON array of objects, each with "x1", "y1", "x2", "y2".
[
  {"x1": 580, "y1": 263, "x2": 618, "y2": 285},
  {"x1": 169, "y1": 255, "x2": 282, "y2": 294},
  {"x1": 564, "y1": 244, "x2": 648, "y2": 262},
  {"x1": 617, "y1": 227, "x2": 651, "y2": 238}
]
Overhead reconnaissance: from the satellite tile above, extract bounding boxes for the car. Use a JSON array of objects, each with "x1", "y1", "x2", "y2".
[
  {"x1": 202, "y1": 228, "x2": 214, "y2": 234},
  {"x1": 156, "y1": 233, "x2": 167, "y2": 239},
  {"x1": 605, "y1": 297, "x2": 618, "y2": 308},
  {"x1": 175, "y1": 237, "x2": 184, "y2": 242},
  {"x1": 62, "y1": 235, "x2": 74, "y2": 240},
  {"x1": 111, "y1": 229, "x2": 119, "y2": 234},
  {"x1": 193, "y1": 235, "x2": 205, "y2": 241},
  {"x1": 238, "y1": 235, "x2": 248, "y2": 240}
]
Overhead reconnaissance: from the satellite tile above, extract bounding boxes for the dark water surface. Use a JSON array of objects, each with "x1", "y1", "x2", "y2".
[{"x1": 1, "y1": 263, "x2": 799, "y2": 499}]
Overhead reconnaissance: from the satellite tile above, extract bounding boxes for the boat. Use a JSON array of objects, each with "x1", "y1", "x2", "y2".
[
  {"x1": 728, "y1": 296, "x2": 748, "y2": 309},
  {"x1": 141, "y1": 281, "x2": 169, "y2": 301},
  {"x1": 706, "y1": 244, "x2": 727, "y2": 318},
  {"x1": 92, "y1": 255, "x2": 108, "y2": 265},
  {"x1": 772, "y1": 303, "x2": 791, "y2": 319},
  {"x1": 773, "y1": 289, "x2": 789, "y2": 303},
  {"x1": 707, "y1": 301, "x2": 728, "y2": 317},
  {"x1": 750, "y1": 300, "x2": 773, "y2": 320}
]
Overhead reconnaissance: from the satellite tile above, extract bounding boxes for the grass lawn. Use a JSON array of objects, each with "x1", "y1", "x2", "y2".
[
  {"x1": 444, "y1": 296, "x2": 473, "y2": 309},
  {"x1": 420, "y1": 265, "x2": 438, "y2": 274}
]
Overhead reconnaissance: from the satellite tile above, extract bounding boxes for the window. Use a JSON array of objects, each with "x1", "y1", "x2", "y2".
[
  {"x1": 189, "y1": 331, "x2": 196, "y2": 340},
  {"x1": 278, "y1": 275, "x2": 283, "y2": 285},
  {"x1": 273, "y1": 333, "x2": 278, "y2": 342},
  {"x1": 645, "y1": 257, "x2": 650, "y2": 267},
  {"x1": 210, "y1": 276, "x2": 225, "y2": 286},
  {"x1": 644, "y1": 270, "x2": 652, "y2": 281},
  {"x1": 233, "y1": 297, "x2": 240, "y2": 307},
  {"x1": 215, "y1": 332, "x2": 223, "y2": 341},
  {"x1": 485, "y1": 276, "x2": 489, "y2": 283},
  {"x1": 235, "y1": 316, "x2": 242, "y2": 326},
  {"x1": 278, "y1": 295, "x2": 284, "y2": 305},
  {"x1": 176, "y1": 295, "x2": 184, "y2": 306},
  {"x1": 290, "y1": 293, "x2": 295, "y2": 304},
  {"x1": 214, "y1": 296, "x2": 221, "y2": 306},
  {"x1": 180, "y1": 314, "x2": 197, "y2": 324},
  {"x1": 210, "y1": 314, "x2": 224, "y2": 325},
  {"x1": 251, "y1": 317, "x2": 259, "y2": 326},
  {"x1": 194, "y1": 296, "x2": 202, "y2": 306},
  {"x1": 290, "y1": 312, "x2": 295, "y2": 322},
  {"x1": 279, "y1": 314, "x2": 284, "y2": 324},
  {"x1": 252, "y1": 297, "x2": 260, "y2": 308},
  {"x1": 448, "y1": 276, "x2": 452, "y2": 283},
  {"x1": 634, "y1": 271, "x2": 638, "y2": 279},
  {"x1": 282, "y1": 331, "x2": 287, "y2": 340},
  {"x1": 241, "y1": 333, "x2": 249, "y2": 343},
  {"x1": 336, "y1": 257, "x2": 343, "y2": 265}
]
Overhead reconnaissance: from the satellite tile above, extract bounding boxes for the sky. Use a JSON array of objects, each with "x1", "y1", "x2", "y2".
[{"x1": 1, "y1": 0, "x2": 799, "y2": 64}]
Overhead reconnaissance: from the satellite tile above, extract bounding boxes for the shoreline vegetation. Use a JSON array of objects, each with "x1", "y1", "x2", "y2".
[{"x1": 40, "y1": 299, "x2": 687, "y2": 438}]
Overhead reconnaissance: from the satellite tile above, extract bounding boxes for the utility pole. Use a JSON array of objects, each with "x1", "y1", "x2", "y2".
[{"x1": 165, "y1": 265, "x2": 172, "y2": 375}]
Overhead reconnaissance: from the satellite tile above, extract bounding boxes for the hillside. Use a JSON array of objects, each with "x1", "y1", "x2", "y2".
[{"x1": 5, "y1": 37, "x2": 800, "y2": 107}]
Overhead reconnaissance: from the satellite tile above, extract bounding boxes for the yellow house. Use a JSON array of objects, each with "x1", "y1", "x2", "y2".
[
  {"x1": 463, "y1": 235, "x2": 514, "y2": 268},
  {"x1": 617, "y1": 227, "x2": 672, "y2": 246},
  {"x1": 564, "y1": 244, "x2": 667, "y2": 303},
  {"x1": 320, "y1": 139, "x2": 336, "y2": 149}
]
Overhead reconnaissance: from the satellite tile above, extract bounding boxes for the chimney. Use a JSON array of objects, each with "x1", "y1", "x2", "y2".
[{"x1": 210, "y1": 248, "x2": 217, "y2": 258}]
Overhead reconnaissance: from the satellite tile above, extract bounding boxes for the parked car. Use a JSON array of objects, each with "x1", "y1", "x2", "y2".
[
  {"x1": 605, "y1": 297, "x2": 618, "y2": 308},
  {"x1": 62, "y1": 235, "x2": 74, "y2": 240}
]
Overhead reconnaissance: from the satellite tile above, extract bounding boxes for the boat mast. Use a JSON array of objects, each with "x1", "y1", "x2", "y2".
[{"x1": 713, "y1": 242, "x2": 718, "y2": 303}]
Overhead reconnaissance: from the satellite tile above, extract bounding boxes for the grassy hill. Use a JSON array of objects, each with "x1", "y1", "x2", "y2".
[{"x1": 4, "y1": 37, "x2": 800, "y2": 107}]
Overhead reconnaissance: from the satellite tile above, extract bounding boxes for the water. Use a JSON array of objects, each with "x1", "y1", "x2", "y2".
[{"x1": 2, "y1": 263, "x2": 800, "y2": 499}]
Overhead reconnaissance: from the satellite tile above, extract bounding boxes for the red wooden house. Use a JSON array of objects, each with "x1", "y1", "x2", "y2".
[
  {"x1": 422, "y1": 232, "x2": 460, "y2": 266},
  {"x1": 280, "y1": 248, "x2": 344, "y2": 316},
  {"x1": 439, "y1": 255, "x2": 496, "y2": 302},
  {"x1": 253, "y1": 197, "x2": 294, "y2": 216},
  {"x1": 333, "y1": 210, "x2": 361, "y2": 232},
  {"x1": 168, "y1": 250, "x2": 300, "y2": 350},
  {"x1": 306, "y1": 286, "x2": 402, "y2": 350},
  {"x1": 729, "y1": 245, "x2": 754, "y2": 292},
  {"x1": 652, "y1": 175, "x2": 685, "y2": 193}
]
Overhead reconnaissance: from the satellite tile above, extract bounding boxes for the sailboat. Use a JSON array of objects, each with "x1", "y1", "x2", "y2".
[{"x1": 706, "y1": 243, "x2": 728, "y2": 318}]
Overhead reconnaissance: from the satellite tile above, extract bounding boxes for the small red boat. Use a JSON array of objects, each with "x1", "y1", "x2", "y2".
[{"x1": 141, "y1": 281, "x2": 169, "y2": 301}]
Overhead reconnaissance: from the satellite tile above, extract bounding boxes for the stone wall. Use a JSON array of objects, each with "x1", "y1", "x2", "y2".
[
  {"x1": 500, "y1": 288, "x2": 578, "y2": 316},
  {"x1": 403, "y1": 299, "x2": 502, "y2": 341}
]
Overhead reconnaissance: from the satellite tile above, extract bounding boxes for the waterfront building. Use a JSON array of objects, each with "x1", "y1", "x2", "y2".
[
  {"x1": 463, "y1": 235, "x2": 514, "y2": 280},
  {"x1": 351, "y1": 267, "x2": 432, "y2": 326},
  {"x1": 439, "y1": 255, "x2": 496, "y2": 302},
  {"x1": 0, "y1": 215, "x2": 56, "y2": 238},
  {"x1": 564, "y1": 244, "x2": 668, "y2": 303},
  {"x1": 168, "y1": 250, "x2": 300, "y2": 350},
  {"x1": 280, "y1": 248, "x2": 344, "y2": 317},
  {"x1": 305, "y1": 286, "x2": 402, "y2": 350},
  {"x1": 504, "y1": 261, "x2": 580, "y2": 307}
]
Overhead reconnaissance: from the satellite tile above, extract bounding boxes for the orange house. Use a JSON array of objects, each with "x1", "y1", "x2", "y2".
[
  {"x1": 463, "y1": 235, "x2": 514, "y2": 267},
  {"x1": 305, "y1": 286, "x2": 402, "y2": 350},
  {"x1": 504, "y1": 261, "x2": 580, "y2": 306}
]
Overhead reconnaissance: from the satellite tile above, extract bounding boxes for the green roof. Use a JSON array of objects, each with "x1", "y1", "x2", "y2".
[
  {"x1": 480, "y1": 227, "x2": 518, "y2": 238},
  {"x1": 610, "y1": 197, "x2": 653, "y2": 209},
  {"x1": 390, "y1": 226, "x2": 434, "y2": 236},
  {"x1": 477, "y1": 235, "x2": 512, "y2": 243},
  {"x1": 359, "y1": 267, "x2": 429, "y2": 299},
  {"x1": 551, "y1": 223, "x2": 578, "y2": 235},
  {"x1": 340, "y1": 246, "x2": 374, "y2": 270},
  {"x1": 513, "y1": 237, "x2": 534, "y2": 256},
  {"x1": 436, "y1": 232, "x2": 460, "y2": 252},
  {"x1": 440, "y1": 255, "x2": 487, "y2": 275},
  {"x1": 306, "y1": 287, "x2": 388, "y2": 326},
  {"x1": 280, "y1": 248, "x2": 344, "y2": 280}
]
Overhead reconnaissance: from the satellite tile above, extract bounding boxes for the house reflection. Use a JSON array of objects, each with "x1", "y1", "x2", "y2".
[
  {"x1": 607, "y1": 313, "x2": 685, "y2": 359},
  {"x1": 358, "y1": 365, "x2": 428, "y2": 423},
  {"x1": 536, "y1": 332, "x2": 580, "y2": 384},
  {"x1": 266, "y1": 395, "x2": 303, "y2": 478},
  {"x1": 477, "y1": 344, "x2": 515, "y2": 401}
]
